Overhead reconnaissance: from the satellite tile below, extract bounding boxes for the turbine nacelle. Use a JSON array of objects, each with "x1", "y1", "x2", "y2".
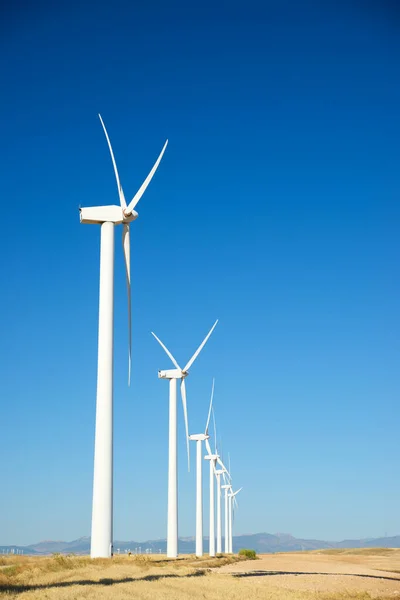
[
  {"x1": 80, "y1": 205, "x2": 139, "y2": 225},
  {"x1": 221, "y1": 484, "x2": 231, "y2": 490},
  {"x1": 205, "y1": 454, "x2": 219, "y2": 461},
  {"x1": 229, "y1": 487, "x2": 242, "y2": 498},
  {"x1": 189, "y1": 433, "x2": 209, "y2": 441},
  {"x1": 158, "y1": 369, "x2": 186, "y2": 380}
]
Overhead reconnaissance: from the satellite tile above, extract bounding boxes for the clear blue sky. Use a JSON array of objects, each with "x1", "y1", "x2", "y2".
[{"x1": 0, "y1": 0, "x2": 399, "y2": 546}]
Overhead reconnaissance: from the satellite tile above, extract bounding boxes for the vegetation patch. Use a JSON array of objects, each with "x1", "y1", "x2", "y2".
[{"x1": 238, "y1": 548, "x2": 257, "y2": 559}]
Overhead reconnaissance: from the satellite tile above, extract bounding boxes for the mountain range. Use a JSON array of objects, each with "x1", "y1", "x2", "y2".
[{"x1": 2, "y1": 533, "x2": 400, "y2": 555}]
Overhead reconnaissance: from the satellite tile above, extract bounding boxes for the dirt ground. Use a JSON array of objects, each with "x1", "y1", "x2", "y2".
[
  {"x1": 1, "y1": 549, "x2": 399, "y2": 599},
  {"x1": 215, "y1": 550, "x2": 400, "y2": 598}
]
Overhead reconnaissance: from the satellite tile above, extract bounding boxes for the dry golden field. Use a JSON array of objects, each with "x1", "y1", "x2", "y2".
[{"x1": 0, "y1": 548, "x2": 399, "y2": 599}]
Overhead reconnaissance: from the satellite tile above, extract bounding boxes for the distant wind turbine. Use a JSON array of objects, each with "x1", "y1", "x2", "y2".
[
  {"x1": 80, "y1": 115, "x2": 168, "y2": 558},
  {"x1": 152, "y1": 320, "x2": 218, "y2": 558},
  {"x1": 221, "y1": 482, "x2": 231, "y2": 553},
  {"x1": 211, "y1": 409, "x2": 230, "y2": 554},
  {"x1": 228, "y1": 487, "x2": 242, "y2": 553}
]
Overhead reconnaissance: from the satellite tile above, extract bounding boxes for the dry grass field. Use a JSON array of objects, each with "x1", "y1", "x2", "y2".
[{"x1": 0, "y1": 548, "x2": 399, "y2": 599}]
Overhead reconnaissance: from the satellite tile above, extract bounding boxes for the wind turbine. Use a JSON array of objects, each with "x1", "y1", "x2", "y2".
[
  {"x1": 211, "y1": 410, "x2": 230, "y2": 554},
  {"x1": 80, "y1": 115, "x2": 168, "y2": 558},
  {"x1": 228, "y1": 487, "x2": 242, "y2": 553},
  {"x1": 188, "y1": 379, "x2": 215, "y2": 557},
  {"x1": 152, "y1": 320, "x2": 218, "y2": 558},
  {"x1": 204, "y1": 401, "x2": 229, "y2": 557}
]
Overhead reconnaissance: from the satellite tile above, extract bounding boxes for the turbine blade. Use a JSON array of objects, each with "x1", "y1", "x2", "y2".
[
  {"x1": 183, "y1": 319, "x2": 218, "y2": 372},
  {"x1": 98, "y1": 114, "x2": 127, "y2": 210},
  {"x1": 212, "y1": 407, "x2": 217, "y2": 454},
  {"x1": 123, "y1": 224, "x2": 131, "y2": 385},
  {"x1": 125, "y1": 140, "x2": 168, "y2": 214},
  {"x1": 221, "y1": 468, "x2": 231, "y2": 483},
  {"x1": 217, "y1": 456, "x2": 227, "y2": 473},
  {"x1": 204, "y1": 378, "x2": 215, "y2": 435},
  {"x1": 151, "y1": 332, "x2": 181, "y2": 370},
  {"x1": 180, "y1": 379, "x2": 190, "y2": 472},
  {"x1": 205, "y1": 438, "x2": 213, "y2": 456},
  {"x1": 232, "y1": 487, "x2": 243, "y2": 497}
]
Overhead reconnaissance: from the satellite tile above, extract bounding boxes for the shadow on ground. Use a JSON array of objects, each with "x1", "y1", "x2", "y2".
[
  {"x1": 232, "y1": 570, "x2": 400, "y2": 582},
  {"x1": 0, "y1": 569, "x2": 206, "y2": 595}
]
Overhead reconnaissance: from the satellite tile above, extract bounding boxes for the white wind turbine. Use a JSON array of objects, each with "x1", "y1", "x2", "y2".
[
  {"x1": 210, "y1": 410, "x2": 230, "y2": 555},
  {"x1": 204, "y1": 441, "x2": 218, "y2": 557},
  {"x1": 80, "y1": 115, "x2": 168, "y2": 558},
  {"x1": 152, "y1": 320, "x2": 218, "y2": 558},
  {"x1": 188, "y1": 379, "x2": 215, "y2": 557},
  {"x1": 228, "y1": 487, "x2": 242, "y2": 554},
  {"x1": 215, "y1": 464, "x2": 230, "y2": 553},
  {"x1": 204, "y1": 410, "x2": 227, "y2": 557}
]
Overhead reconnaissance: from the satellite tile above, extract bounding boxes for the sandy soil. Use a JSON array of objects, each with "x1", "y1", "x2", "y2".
[
  {"x1": 214, "y1": 551, "x2": 400, "y2": 598},
  {"x1": 2, "y1": 550, "x2": 400, "y2": 598}
]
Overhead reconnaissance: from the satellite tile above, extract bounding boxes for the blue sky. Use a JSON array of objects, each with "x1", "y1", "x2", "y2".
[{"x1": 0, "y1": 0, "x2": 399, "y2": 545}]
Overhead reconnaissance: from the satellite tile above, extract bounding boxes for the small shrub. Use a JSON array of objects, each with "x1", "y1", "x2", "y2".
[{"x1": 238, "y1": 548, "x2": 257, "y2": 559}]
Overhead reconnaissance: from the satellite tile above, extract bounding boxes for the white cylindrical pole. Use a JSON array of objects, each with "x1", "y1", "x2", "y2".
[
  {"x1": 91, "y1": 222, "x2": 115, "y2": 559},
  {"x1": 228, "y1": 495, "x2": 232, "y2": 553},
  {"x1": 195, "y1": 440, "x2": 203, "y2": 557},
  {"x1": 224, "y1": 488, "x2": 229, "y2": 553},
  {"x1": 216, "y1": 474, "x2": 222, "y2": 554},
  {"x1": 209, "y1": 460, "x2": 215, "y2": 557},
  {"x1": 167, "y1": 378, "x2": 178, "y2": 558}
]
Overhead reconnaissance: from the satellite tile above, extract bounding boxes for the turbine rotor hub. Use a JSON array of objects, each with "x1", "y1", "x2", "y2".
[{"x1": 122, "y1": 209, "x2": 138, "y2": 223}]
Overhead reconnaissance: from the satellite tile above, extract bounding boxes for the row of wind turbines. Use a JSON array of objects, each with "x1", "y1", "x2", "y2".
[{"x1": 80, "y1": 116, "x2": 242, "y2": 559}]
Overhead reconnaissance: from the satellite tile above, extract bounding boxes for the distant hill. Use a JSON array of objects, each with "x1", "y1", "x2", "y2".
[
  {"x1": 230, "y1": 533, "x2": 400, "y2": 553},
  {"x1": 1, "y1": 533, "x2": 399, "y2": 556},
  {"x1": 231, "y1": 532, "x2": 334, "y2": 553},
  {"x1": 25, "y1": 537, "x2": 91, "y2": 555},
  {"x1": 334, "y1": 536, "x2": 400, "y2": 550}
]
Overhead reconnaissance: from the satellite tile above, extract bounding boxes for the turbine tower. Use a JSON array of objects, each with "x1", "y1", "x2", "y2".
[
  {"x1": 221, "y1": 482, "x2": 230, "y2": 553},
  {"x1": 80, "y1": 115, "x2": 168, "y2": 558},
  {"x1": 204, "y1": 430, "x2": 221, "y2": 557},
  {"x1": 152, "y1": 320, "x2": 218, "y2": 558},
  {"x1": 215, "y1": 467, "x2": 225, "y2": 553},
  {"x1": 188, "y1": 379, "x2": 215, "y2": 557}
]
